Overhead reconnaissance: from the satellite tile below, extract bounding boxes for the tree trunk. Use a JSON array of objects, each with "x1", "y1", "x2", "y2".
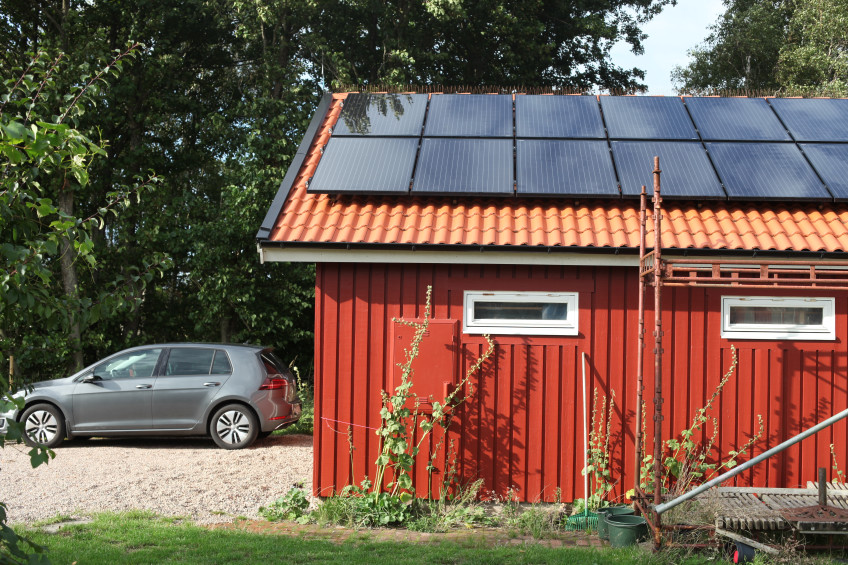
[
  {"x1": 220, "y1": 316, "x2": 231, "y2": 344},
  {"x1": 59, "y1": 185, "x2": 84, "y2": 370}
]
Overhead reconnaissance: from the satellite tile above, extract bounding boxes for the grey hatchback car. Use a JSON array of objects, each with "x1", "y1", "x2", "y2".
[{"x1": 0, "y1": 344, "x2": 301, "y2": 449}]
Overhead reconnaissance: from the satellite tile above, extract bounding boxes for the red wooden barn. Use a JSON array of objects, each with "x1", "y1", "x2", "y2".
[{"x1": 257, "y1": 92, "x2": 848, "y2": 502}]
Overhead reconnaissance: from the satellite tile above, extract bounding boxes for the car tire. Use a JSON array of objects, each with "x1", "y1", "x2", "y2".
[
  {"x1": 209, "y1": 404, "x2": 258, "y2": 449},
  {"x1": 21, "y1": 404, "x2": 66, "y2": 448}
]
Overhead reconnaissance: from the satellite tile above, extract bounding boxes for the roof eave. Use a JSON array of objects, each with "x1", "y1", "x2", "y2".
[{"x1": 257, "y1": 240, "x2": 847, "y2": 265}]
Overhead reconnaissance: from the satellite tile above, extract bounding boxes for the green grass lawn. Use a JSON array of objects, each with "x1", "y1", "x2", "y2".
[{"x1": 19, "y1": 512, "x2": 722, "y2": 565}]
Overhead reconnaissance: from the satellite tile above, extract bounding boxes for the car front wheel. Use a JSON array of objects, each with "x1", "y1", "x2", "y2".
[
  {"x1": 210, "y1": 404, "x2": 258, "y2": 449},
  {"x1": 21, "y1": 404, "x2": 66, "y2": 448}
]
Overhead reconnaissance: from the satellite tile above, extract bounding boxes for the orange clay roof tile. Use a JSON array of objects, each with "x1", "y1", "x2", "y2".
[{"x1": 262, "y1": 94, "x2": 848, "y2": 255}]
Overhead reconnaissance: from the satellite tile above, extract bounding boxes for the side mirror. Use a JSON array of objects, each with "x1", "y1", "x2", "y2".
[{"x1": 82, "y1": 374, "x2": 102, "y2": 383}]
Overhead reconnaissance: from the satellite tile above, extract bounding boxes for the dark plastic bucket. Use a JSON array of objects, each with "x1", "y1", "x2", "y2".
[
  {"x1": 606, "y1": 514, "x2": 648, "y2": 547},
  {"x1": 597, "y1": 506, "x2": 635, "y2": 540}
]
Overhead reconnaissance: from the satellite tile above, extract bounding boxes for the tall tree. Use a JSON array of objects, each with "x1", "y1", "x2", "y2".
[
  {"x1": 672, "y1": 0, "x2": 794, "y2": 94},
  {"x1": 1, "y1": 0, "x2": 679, "y2": 380},
  {"x1": 778, "y1": 0, "x2": 848, "y2": 96},
  {"x1": 314, "y1": 0, "x2": 676, "y2": 91},
  {"x1": 674, "y1": 0, "x2": 848, "y2": 96}
]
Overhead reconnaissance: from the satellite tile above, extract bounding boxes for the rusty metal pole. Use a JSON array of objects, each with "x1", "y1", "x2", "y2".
[
  {"x1": 634, "y1": 186, "x2": 647, "y2": 493},
  {"x1": 651, "y1": 157, "x2": 664, "y2": 549}
]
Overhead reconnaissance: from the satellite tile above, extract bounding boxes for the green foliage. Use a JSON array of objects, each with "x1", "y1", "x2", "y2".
[
  {"x1": 635, "y1": 346, "x2": 765, "y2": 498},
  {"x1": 309, "y1": 286, "x2": 494, "y2": 529},
  {"x1": 673, "y1": 0, "x2": 793, "y2": 93},
  {"x1": 0, "y1": 501, "x2": 49, "y2": 565},
  {"x1": 314, "y1": 0, "x2": 676, "y2": 91},
  {"x1": 777, "y1": 0, "x2": 848, "y2": 97},
  {"x1": 503, "y1": 504, "x2": 564, "y2": 539},
  {"x1": 21, "y1": 510, "x2": 701, "y2": 565},
  {"x1": 372, "y1": 286, "x2": 494, "y2": 503},
  {"x1": 675, "y1": 0, "x2": 848, "y2": 97},
  {"x1": 0, "y1": 46, "x2": 169, "y2": 382},
  {"x1": 581, "y1": 387, "x2": 617, "y2": 511},
  {"x1": 259, "y1": 486, "x2": 311, "y2": 524},
  {"x1": 406, "y1": 480, "x2": 495, "y2": 532}
]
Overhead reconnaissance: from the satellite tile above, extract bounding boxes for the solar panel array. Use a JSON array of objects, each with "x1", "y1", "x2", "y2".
[{"x1": 308, "y1": 93, "x2": 848, "y2": 201}]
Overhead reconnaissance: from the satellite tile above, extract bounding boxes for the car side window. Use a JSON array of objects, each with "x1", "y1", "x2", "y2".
[
  {"x1": 95, "y1": 349, "x2": 162, "y2": 380},
  {"x1": 165, "y1": 348, "x2": 217, "y2": 376},
  {"x1": 211, "y1": 350, "x2": 232, "y2": 375}
]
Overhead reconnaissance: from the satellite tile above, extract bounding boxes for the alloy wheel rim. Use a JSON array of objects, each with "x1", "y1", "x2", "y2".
[
  {"x1": 25, "y1": 410, "x2": 58, "y2": 444},
  {"x1": 216, "y1": 410, "x2": 250, "y2": 444}
]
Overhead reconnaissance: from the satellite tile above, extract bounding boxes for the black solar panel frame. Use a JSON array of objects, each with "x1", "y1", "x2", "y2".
[
  {"x1": 515, "y1": 95, "x2": 605, "y2": 139},
  {"x1": 798, "y1": 143, "x2": 848, "y2": 201},
  {"x1": 332, "y1": 93, "x2": 429, "y2": 137},
  {"x1": 424, "y1": 94, "x2": 514, "y2": 138},
  {"x1": 768, "y1": 98, "x2": 848, "y2": 142},
  {"x1": 685, "y1": 97, "x2": 792, "y2": 141},
  {"x1": 307, "y1": 136, "x2": 419, "y2": 194},
  {"x1": 611, "y1": 140, "x2": 726, "y2": 199},
  {"x1": 706, "y1": 141, "x2": 833, "y2": 201},
  {"x1": 516, "y1": 139, "x2": 619, "y2": 197},
  {"x1": 600, "y1": 96, "x2": 699, "y2": 141},
  {"x1": 412, "y1": 137, "x2": 515, "y2": 196}
]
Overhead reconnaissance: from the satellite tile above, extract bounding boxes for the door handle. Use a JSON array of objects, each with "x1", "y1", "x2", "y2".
[
  {"x1": 203, "y1": 382, "x2": 221, "y2": 387},
  {"x1": 136, "y1": 384, "x2": 152, "y2": 389}
]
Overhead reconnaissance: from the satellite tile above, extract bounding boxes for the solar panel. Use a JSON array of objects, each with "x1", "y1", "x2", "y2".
[
  {"x1": 333, "y1": 93, "x2": 429, "y2": 136},
  {"x1": 307, "y1": 137, "x2": 418, "y2": 193},
  {"x1": 799, "y1": 143, "x2": 848, "y2": 200},
  {"x1": 768, "y1": 98, "x2": 848, "y2": 142},
  {"x1": 515, "y1": 95, "x2": 605, "y2": 138},
  {"x1": 706, "y1": 142, "x2": 831, "y2": 200},
  {"x1": 685, "y1": 97, "x2": 791, "y2": 141},
  {"x1": 516, "y1": 140, "x2": 618, "y2": 196},
  {"x1": 412, "y1": 138, "x2": 513, "y2": 195},
  {"x1": 601, "y1": 96, "x2": 698, "y2": 140},
  {"x1": 424, "y1": 94, "x2": 513, "y2": 137},
  {"x1": 611, "y1": 141, "x2": 724, "y2": 198}
]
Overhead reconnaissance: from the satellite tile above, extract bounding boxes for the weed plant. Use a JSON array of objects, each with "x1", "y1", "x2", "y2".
[
  {"x1": 636, "y1": 345, "x2": 765, "y2": 502},
  {"x1": 259, "y1": 485, "x2": 310, "y2": 524}
]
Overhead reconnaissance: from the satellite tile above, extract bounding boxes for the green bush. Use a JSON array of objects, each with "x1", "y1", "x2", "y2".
[{"x1": 259, "y1": 487, "x2": 310, "y2": 524}]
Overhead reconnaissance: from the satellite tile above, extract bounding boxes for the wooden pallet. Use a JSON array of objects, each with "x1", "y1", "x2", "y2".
[{"x1": 710, "y1": 485, "x2": 848, "y2": 532}]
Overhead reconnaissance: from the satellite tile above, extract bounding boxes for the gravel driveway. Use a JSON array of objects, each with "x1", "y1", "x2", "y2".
[{"x1": 1, "y1": 434, "x2": 313, "y2": 525}]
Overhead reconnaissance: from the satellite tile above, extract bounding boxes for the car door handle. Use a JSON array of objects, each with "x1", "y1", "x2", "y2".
[
  {"x1": 136, "y1": 384, "x2": 152, "y2": 389},
  {"x1": 204, "y1": 382, "x2": 221, "y2": 387}
]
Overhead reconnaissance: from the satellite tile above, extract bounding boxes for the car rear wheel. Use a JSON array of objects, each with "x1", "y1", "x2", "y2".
[
  {"x1": 210, "y1": 404, "x2": 258, "y2": 449},
  {"x1": 21, "y1": 404, "x2": 66, "y2": 448}
]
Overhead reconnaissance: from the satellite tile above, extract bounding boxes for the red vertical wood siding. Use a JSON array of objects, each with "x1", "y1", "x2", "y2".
[{"x1": 314, "y1": 263, "x2": 848, "y2": 501}]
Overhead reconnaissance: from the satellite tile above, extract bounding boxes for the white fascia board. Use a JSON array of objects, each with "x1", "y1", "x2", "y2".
[{"x1": 257, "y1": 244, "x2": 639, "y2": 267}]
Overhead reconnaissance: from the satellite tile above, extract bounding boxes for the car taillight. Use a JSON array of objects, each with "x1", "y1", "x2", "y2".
[
  {"x1": 259, "y1": 376, "x2": 288, "y2": 390},
  {"x1": 260, "y1": 375, "x2": 296, "y2": 402}
]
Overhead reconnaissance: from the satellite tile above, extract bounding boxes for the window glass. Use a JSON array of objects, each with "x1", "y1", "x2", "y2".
[
  {"x1": 95, "y1": 349, "x2": 162, "y2": 379},
  {"x1": 165, "y1": 348, "x2": 215, "y2": 376},
  {"x1": 729, "y1": 305, "x2": 823, "y2": 326},
  {"x1": 260, "y1": 351, "x2": 294, "y2": 378},
  {"x1": 464, "y1": 291, "x2": 578, "y2": 336},
  {"x1": 474, "y1": 302, "x2": 568, "y2": 321},
  {"x1": 211, "y1": 350, "x2": 233, "y2": 375},
  {"x1": 721, "y1": 297, "x2": 835, "y2": 340}
]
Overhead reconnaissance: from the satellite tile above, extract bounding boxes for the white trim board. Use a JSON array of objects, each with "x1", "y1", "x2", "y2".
[{"x1": 257, "y1": 245, "x2": 640, "y2": 266}]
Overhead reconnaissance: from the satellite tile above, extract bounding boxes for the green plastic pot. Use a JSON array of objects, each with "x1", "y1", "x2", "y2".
[
  {"x1": 606, "y1": 514, "x2": 648, "y2": 548},
  {"x1": 597, "y1": 506, "x2": 635, "y2": 540}
]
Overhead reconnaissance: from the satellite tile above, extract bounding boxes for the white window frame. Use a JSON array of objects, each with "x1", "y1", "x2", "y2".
[
  {"x1": 720, "y1": 296, "x2": 836, "y2": 341},
  {"x1": 463, "y1": 291, "x2": 579, "y2": 336}
]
